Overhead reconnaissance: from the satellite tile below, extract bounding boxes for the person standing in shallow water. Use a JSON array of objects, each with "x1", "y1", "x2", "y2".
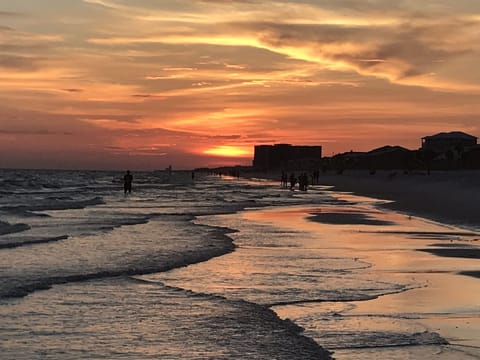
[{"x1": 123, "y1": 170, "x2": 133, "y2": 195}]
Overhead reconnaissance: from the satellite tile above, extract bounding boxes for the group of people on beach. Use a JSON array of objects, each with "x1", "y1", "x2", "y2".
[
  {"x1": 281, "y1": 171, "x2": 310, "y2": 191},
  {"x1": 123, "y1": 169, "x2": 316, "y2": 195}
]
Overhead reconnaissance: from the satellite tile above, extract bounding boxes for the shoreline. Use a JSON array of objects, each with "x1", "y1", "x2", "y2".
[
  {"x1": 242, "y1": 169, "x2": 480, "y2": 231},
  {"x1": 237, "y1": 202, "x2": 480, "y2": 357},
  {"x1": 320, "y1": 170, "x2": 480, "y2": 231}
]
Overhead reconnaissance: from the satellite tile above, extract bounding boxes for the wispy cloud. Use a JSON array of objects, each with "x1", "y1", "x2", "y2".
[
  {"x1": 87, "y1": 11, "x2": 480, "y2": 91},
  {"x1": 0, "y1": 54, "x2": 42, "y2": 70},
  {"x1": 0, "y1": 129, "x2": 73, "y2": 136},
  {"x1": 0, "y1": 11, "x2": 24, "y2": 17}
]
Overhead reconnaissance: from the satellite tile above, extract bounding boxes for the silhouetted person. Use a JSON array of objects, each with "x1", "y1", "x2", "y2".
[
  {"x1": 289, "y1": 173, "x2": 297, "y2": 191},
  {"x1": 281, "y1": 171, "x2": 288, "y2": 188},
  {"x1": 299, "y1": 172, "x2": 308, "y2": 191},
  {"x1": 124, "y1": 170, "x2": 133, "y2": 194}
]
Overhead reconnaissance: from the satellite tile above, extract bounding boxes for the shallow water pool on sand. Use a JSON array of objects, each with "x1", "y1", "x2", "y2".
[{"x1": 144, "y1": 192, "x2": 480, "y2": 359}]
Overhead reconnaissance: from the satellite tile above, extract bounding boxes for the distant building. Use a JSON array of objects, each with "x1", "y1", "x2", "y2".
[
  {"x1": 331, "y1": 146, "x2": 413, "y2": 171},
  {"x1": 365, "y1": 145, "x2": 413, "y2": 170},
  {"x1": 253, "y1": 144, "x2": 322, "y2": 170},
  {"x1": 331, "y1": 151, "x2": 366, "y2": 165},
  {"x1": 421, "y1": 131, "x2": 477, "y2": 153},
  {"x1": 320, "y1": 131, "x2": 480, "y2": 173}
]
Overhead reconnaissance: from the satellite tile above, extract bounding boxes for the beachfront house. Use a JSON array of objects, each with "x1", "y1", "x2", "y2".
[
  {"x1": 365, "y1": 146, "x2": 413, "y2": 170},
  {"x1": 330, "y1": 151, "x2": 366, "y2": 172},
  {"x1": 421, "y1": 131, "x2": 477, "y2": 154},
  {"x1": 330, "y1": 146, "x2": 413, "y2": 172},
  {"x1": 420, "y1": 131, "x2": 478, "y2": 169}
]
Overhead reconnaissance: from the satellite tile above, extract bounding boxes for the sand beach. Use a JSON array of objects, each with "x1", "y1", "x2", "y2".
[
  {"x1": 245, "y1": 169, "x2": 480, "y2": 229},
  {"x1": 311, "y1": 169, "x2": 480, "y2": 279},
  {"x1": 221, "y1": 170, "x2": 480, "y2": 358},
  {"x1": 314, "y1": 170, "x2": 480, "y2": 230}
]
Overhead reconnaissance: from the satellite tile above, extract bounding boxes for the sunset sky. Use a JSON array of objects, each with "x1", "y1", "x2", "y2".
[{"x1": 1, "y1": 0, "x2": 479, "y2": 170}]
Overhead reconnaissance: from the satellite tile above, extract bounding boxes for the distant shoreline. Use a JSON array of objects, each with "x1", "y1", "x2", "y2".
[{"x1": 241, "y1": 169, "x2": 480, "y2": 231}]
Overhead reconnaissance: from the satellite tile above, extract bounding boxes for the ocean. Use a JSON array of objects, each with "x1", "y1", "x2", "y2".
[{"x1": 0, "y1": 169, "x2": 479, "y2": 359}]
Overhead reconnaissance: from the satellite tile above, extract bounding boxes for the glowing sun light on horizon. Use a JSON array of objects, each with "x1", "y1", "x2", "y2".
[{"x1": 203, "y1": 145, "x2": 252, "y2": 158}]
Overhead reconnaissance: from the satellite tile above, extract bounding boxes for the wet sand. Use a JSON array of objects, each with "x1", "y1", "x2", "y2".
[
  {"x1": 245, "y1": 170, "x2": 480, "y2": 230},
  {"x1": 145, "y1": 188, "x2": 480, "y2": 359},
  {"x1": 313, "y1": 170, "x2": 480, "y2": 230},
  {"x1": 245, "y1": 169, "x2": 480, "y2": 263},
  {"x1": 260, "y1": 203, "x2": 480, "y2": 359}
]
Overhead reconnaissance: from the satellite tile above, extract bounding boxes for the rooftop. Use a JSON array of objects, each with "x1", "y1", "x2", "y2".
[{"x1": 422, "y1": 131, "x2": 477, "y2": 140}]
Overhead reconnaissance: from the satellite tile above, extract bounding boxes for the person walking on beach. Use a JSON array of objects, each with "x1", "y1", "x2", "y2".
[
  {"x1": 289, "y1": 172, "x2": 297, "y2": 191},
  {"x1": 123, "y1": 170, "x2": 133, "y2": 195},
  {"x1": 281, "y1": 171, "x2": 288, "y2": 188},
  {"x1": 299, "y1": 172, "x2": 308, "y2": 191}
]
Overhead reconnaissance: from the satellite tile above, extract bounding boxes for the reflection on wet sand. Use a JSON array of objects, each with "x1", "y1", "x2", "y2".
[
  {"x1": 144, "y1": 192, "x2": 480, "y2": 359},
  {"x1": 249, "y1": 203, "x2": 480, "y2": 359}
]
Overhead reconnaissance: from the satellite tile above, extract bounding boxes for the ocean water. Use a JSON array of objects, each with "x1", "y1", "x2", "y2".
[{"x1": 0, "y1": 169, "x2": 479, "y2": 359}]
